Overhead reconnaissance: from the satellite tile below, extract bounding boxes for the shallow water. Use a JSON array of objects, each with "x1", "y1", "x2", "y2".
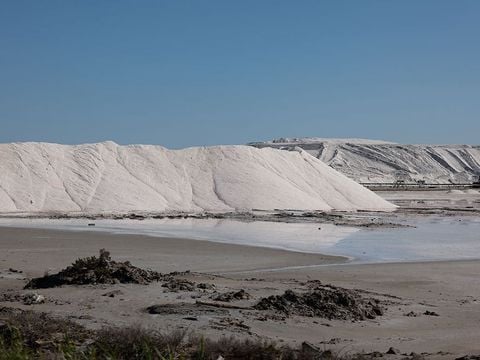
[
  {"x1": 335, "y1": 216, "x2": 480, "y2": 263},
  {"x1": 0, "y1": 216, "x2": 479, "y2": 264},
  {"x1": 0, "y1": 218, "x2": 358, "y2": 255}
]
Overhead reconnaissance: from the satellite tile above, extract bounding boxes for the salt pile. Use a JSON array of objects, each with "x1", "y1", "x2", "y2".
[
  {"x1": 0, "y1": 141, "x2": 395, "y2": 213},
  {"x1": 250, "y1": 138, "x2": 480, "y2": 184}
]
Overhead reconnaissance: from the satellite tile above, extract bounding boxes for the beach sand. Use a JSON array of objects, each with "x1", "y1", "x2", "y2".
[{"x1": 1, "y1": 226, "x2": 480, "y2": 358}]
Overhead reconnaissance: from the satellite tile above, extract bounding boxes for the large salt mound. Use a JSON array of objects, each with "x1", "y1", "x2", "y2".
[
  {"x1": 250, "y1": 138, "x2": 480, "y2": 184},
  {"x1": 0, "y1": 142, "x2": 395, "y2": 213}
]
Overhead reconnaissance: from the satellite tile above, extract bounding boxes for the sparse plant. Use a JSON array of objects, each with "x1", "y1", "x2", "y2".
[{"x1": 0, "y1": 308, "x2": 425, "y2": 360}]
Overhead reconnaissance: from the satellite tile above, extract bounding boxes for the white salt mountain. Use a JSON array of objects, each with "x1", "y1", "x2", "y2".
[
  {"x1": 250, "y1": 138, "x2": 480, "y2": 184},
  {"x1": 0, "y1": 141, "x2": 395, "y2": 213}
]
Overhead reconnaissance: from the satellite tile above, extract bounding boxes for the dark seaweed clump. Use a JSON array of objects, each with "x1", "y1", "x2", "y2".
[
  {"x1": 255, "y1": 285, "x2": 384, "y2": 321},
  {"x1": 25, "y1": 249, "x2": 162, "y2": 289}
]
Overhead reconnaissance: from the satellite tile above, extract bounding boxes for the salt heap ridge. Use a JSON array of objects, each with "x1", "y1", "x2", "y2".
[
  {"x1": 250, "y1": 138, "x2": 480, "y2": 184},
  {"x1": 0, "y1": 141, "x2": 395, "y2": 213}
]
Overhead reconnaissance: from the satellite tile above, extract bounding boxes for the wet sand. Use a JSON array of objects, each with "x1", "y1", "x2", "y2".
[
  {"x1": 0, "y1": 227, "x2": 344, "y2": 276},
  {"x1": 1, "y1": 226, "x2": 480, "y2": 359},
  {"x1": 248, "y1": 260, "x2": 480, "y2": 357}
]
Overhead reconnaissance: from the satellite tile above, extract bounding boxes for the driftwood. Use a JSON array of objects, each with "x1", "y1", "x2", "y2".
[{"x1": 195, "y1": 301, "x2": 252, "y2": 310}]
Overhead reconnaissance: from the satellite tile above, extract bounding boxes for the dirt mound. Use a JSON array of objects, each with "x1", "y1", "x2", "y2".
[
  {"x1": 254, "y1": 285, "x2": 384, "y2": 321},
  {"x1": 25, "y1": 249, "x2": 162, "y2": 289}
]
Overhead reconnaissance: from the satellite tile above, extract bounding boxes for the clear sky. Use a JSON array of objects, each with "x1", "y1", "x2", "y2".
[{"x1": 0, "y1": 1, "x2": 479, "y2": 148}]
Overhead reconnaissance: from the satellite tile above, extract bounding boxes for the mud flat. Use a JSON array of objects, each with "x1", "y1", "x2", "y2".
[{"x1": 2, "y1": 226, "x2": 480, "y2": 359}]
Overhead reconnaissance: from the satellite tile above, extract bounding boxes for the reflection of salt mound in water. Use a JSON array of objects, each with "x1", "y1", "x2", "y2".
[
  {"x1": 0, "y1": 142, "x2": 396, "y2": 213},
  {"x1": 447, "y1": 189, "x2": 465, "y2": 194},
  {"x1": 465, "y1": 189, "x2": 480, "y2": 194}
]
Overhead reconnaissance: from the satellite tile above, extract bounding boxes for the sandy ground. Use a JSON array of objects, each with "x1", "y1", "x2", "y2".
[{"x1": 1, "y1": 226, "x2": 480, "y2": 358}]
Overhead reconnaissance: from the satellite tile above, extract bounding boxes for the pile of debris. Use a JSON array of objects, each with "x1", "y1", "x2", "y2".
[
  {"x1": 25, "y1": 249, "x2": 162, "y2": 289},
  {"x1": 0, "y1": 291, "x2": 46, "y2": 305},
  {"x1": 255, "y1": 285, "x2": 384, "y2": 321},
  {"x1": 213, "y1": 289, "x2": 251, "y2": 302},
  {"x1": 162, "y1": 278, "x2": 196, "y2": 292}
]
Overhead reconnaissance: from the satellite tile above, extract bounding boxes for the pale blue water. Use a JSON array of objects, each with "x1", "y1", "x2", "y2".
[
  {"x1": 335, "y1": 216, "x2": 480, "y2": 263},
  {"x1": 0, "y1": 216, "x2": 479, "y2": 264}
]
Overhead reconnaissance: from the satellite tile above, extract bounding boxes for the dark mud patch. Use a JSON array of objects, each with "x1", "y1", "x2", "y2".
[{"x1": 146, "y1": 303, "x2": 229, "y2": 316}]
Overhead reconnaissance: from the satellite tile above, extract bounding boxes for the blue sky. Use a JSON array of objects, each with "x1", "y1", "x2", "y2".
[{"x1": 0, "y1": 1, "x2": 479, "y2": 147}]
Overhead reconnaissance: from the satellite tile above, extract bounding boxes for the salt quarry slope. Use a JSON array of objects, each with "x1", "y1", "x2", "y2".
[
  {"x1": 250, "y1": 138, "x2": 480, "y2": 184},
  {"x1": 0, "y1": 142, "x2": 394, "y2": 214}
]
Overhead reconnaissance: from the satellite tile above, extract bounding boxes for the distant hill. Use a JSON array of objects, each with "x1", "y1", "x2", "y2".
[
  {"x1": 249, "y1": 138, "x2": 480, "y2": 184},
  {"x1": 0, "y1": 141, "x2": 394, "y2": 213}
]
